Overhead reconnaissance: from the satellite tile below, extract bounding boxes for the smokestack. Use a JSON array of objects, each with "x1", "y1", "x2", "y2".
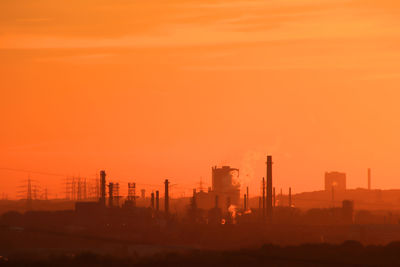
[
  {"x1": 156, "y1": 191, "x2": 159, "y2": 211},
  {"x1": 100, "y1": 170, "x2": 106, "y2": 206},
  {"x1": 108, "y1": 182, "x2": 114, "y2": 207},
  {"x1": 259, "y1": 197, "x2": 261, "y2": 209},
  {"x1": 151, "y1": 192, "x2": 155, "y2": 209},
  {"x1": 368, "y1": 168, "x2": 371, "y2": 190},
  {"x1": 262, "y1": 177, "x2": 266, "y2": 219},
  {"x1": 244, "y1": 194, "x2": 247, "y2": 210},
  {"x1": 114, "y1": 183, "x2": 120, "y2": 207},
  {"x1": 164, "y1": 179, "x2": 169, "y2": 214},
  {"x1": 266, "y1": 155, "x2": 273, "y2": 222},
  {"x1": 246, "y1": 186, "x2": 249, "y2": 209},
  {"x1": 289, "y1": 187, "x2": 292, "y2": 208}
]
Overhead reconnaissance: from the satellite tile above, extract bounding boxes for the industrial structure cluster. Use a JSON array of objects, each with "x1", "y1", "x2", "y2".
[
  {"x1": 4, "y1": 155, "x2": 398, "y2": 253},
  {"x1": 68, "y1": 155, "x2": 355, "y2": 225}
]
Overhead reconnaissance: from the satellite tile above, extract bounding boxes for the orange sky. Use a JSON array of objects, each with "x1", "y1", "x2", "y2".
[{"x1": 1, "y1": 0, "x2": 400, "y2": 199}]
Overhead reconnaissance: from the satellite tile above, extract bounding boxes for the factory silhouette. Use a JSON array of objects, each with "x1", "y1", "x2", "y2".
[
  {"x1": 70, "y1": 156, "x2": 276, "y2": 225},
  {"x1": 3, "y1": 155, "x2": 400, "y2": 265},
  {"x1": 62, "y1": 155, "x2": 356, "y2": 226}
]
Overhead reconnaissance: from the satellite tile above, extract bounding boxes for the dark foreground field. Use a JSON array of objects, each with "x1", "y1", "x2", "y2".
[{"x1": 2, "y1": 241, "x2": 400, "y2": 267}]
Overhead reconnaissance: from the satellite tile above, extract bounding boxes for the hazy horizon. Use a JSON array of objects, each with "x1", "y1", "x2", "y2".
[{"x1": 2, "y1": 0, "x2": 400, "y2": 199}]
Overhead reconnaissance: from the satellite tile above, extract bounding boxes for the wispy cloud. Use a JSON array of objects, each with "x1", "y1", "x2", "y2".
[
  {"x1": 1, "y1": 0, "x2": 398, "y2": 50},
  {"x1": 35, "y1": 53, "x2": 114, "y2": 64},
  {"x1": 1, "y1": 0, "x2": 400, "y2": 74}
]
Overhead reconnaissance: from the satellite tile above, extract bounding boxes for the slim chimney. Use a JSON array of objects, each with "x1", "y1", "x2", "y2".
[
  {"x1": 262, "y1": 177, "x2": 266, "y2": 219},
  {"x1": 151, "y1": 192, "x2": 155, "y2": 209},
  {"x1": 289, "y1": 187, "x2": 292, "y2": 207},
  {"x1": 164, "y1": 179, "x2": 169, "y2": 214},
  {"x1": 100, "y1": 170, "x2": 106, "y2": 206},
  {"x1": 156, "y1": 191, "x2": 159, "y2": 211},
  {"x1": 368, "y1": 168, "x2": 371, "y2": 190},
  {"x1": 266, "y1": 156, "x2": 273, "y2": 222},
  {"x1": 108, "y1": 182, "x2": 114, "y2": 207},
  {"x1": 244, "y1": 194, "x2": 247, "y2": 210},
  {"x1": 246, "y1": 186, "x2": 249, "y2": 209}
]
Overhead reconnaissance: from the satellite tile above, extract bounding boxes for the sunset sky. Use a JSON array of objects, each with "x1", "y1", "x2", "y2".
[{"x1": 1, "y1": 0, "x2": 400, "y2": 199}]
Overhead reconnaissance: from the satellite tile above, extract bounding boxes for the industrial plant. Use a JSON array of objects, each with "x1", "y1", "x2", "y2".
[
  {"x1": 2, "y1": 155, "x2": 400, "y2": 265},
  {"x1": 68, "y1": 155, "x2": 283, "y2": 226},
  {"x1": 2, "y1": 155, "x2": 373, "y2": 229}
]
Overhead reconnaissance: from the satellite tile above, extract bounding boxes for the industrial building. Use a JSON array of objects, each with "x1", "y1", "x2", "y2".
[
  {"x1": 212, "y1": 166, "x2": 240, "y2": 206},
  {"x1": 325, "y1": 172, "x2": 346, "y2": 191},
  {"x1": 193, "y1": 166, "x2": 241, "y2": 211}
]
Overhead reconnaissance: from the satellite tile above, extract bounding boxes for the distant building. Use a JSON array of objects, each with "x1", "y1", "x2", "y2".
[
  {"x1": 196, "y1": 166, "x2": 240, "y2": 211},
  {"x1": 325, "y1": 172, "x2": 346, "y2": 191},
  {"x1": 212, "y1": 166, "x2": 240, "y2": 207}
]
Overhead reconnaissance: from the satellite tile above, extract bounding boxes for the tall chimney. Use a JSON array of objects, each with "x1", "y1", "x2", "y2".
[
  {"x1": 151, "y1": 192, "x2": 155, "y2": 209},
  {"x1": 108, "y1": 182, "x2": 114, "y2": 207},
  {"x1": 99, "y1": 170, "x2": 106, "y2": 206},
  {"x1": 266, "y1": 155, "x2": 273, "y2": 222},
  {"x1": 244, "y1": 194, "x2": 247, "y2": 210},
  {"x1": 246, "y1": 186, "x2": 249, "y2": 209},
  {"x1": 289, "y1": 187, "x2": 292, "y2": 207},
  {"x1": 262, "y1": 177, "x2": 266, "y2": 219},
  {"x1": 164, "y1": 179, "x2": 169, "y2": 214},
  {"x1": 368, "y1": 168, "x2": 371, "y2": 190},
  {"x1": 156, "y1": 191, "x2": 159, "y2": 211}
]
